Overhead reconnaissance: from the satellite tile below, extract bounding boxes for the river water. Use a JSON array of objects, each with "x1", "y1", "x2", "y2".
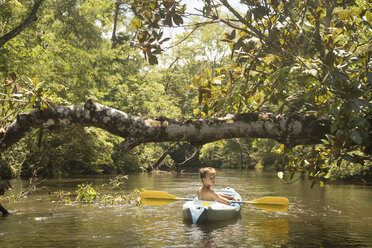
[{"x1": 1, "y1": 169, "x2": 372, "y2": 248}]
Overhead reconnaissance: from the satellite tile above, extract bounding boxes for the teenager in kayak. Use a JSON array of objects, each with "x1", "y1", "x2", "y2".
[{"x1": 197, "y1": 167, "x2": 238, "y2": 205}]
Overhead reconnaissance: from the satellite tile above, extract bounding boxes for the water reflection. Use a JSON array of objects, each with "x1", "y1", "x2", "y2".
[
  {"x1": 1, "y1": 171, "x2": 372, "y2": 247},
  {"x1": 184, "y1": 218, "x2": 243, "y2": 248},
  {"x1": 246, "y1": 218, "x2": 289, "y2": 246},
  {"x1": 182, "y1": 217, "x2": 289, "y2": 248}
]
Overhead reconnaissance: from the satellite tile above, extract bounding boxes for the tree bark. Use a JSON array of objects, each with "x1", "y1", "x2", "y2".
[
  {"x1": 0, "y1": 0, "x2": 44, "y2": 48},
  {"x1": 0, "y1": 99, "x2": 331, "y2": 153}
]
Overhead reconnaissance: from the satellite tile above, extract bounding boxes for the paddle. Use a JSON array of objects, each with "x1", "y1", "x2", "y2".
[{"x1": 140, "y1": 190, "x2": 289, "y2": 212}]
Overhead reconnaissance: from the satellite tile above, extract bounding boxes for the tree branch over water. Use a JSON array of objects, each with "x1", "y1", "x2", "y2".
[{"x1": 0, "y1": 100, "x2": 330, "y2": 153}]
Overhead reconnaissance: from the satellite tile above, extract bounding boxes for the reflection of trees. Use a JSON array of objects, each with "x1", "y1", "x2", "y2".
[
  {"x1": 184, "y1": 218, "x2": 242, "y2": 248},
  {"x1": 183, "y1": 218, "x2": 289, "y2": 247},
  {"x1": 244, "y1": 218, "x2": 289, "y2": 247}
]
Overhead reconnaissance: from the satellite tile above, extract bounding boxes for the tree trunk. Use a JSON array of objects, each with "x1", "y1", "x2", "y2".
[
  {"x1": 0, "y1": 99, "x2": 331, "y2": 154},
  {"x1": 111, "y1": 1, "x2": 120, "y2": 49},
  {"x1": 0, "y1": 0, "x2": 45, "y2": 47}
]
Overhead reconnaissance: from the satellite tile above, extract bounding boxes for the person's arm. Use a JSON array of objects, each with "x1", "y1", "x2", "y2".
[
  {"x1": 214, "y1": 192, "x2": 232, "y2": 205},
  {"x1": 218, "y1": 193, "x2": 238, "y2": 202}
]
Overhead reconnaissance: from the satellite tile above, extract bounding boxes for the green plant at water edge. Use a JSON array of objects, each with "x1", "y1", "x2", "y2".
[
  {"x1": 100, "y1": 188, "x2": 143, "y2": 206},
  {"x1": 0, "y1": 193, "x2": 18, "y2": 204},
  {"x1": 107, "y1": 175, "x2": 129, "y2": 189},
  {"x1": 75, "y1": 184, "x2": 99, "y2": 204},
  {"x1": 127, "y1": 188, "x2": 143, "y2": 206},
  {"x1": 56, "y1": 190, "x2": 72, "y2": 204},
  {"x1": 55, "y1": 179, "x2": 143, "y2": 206}
]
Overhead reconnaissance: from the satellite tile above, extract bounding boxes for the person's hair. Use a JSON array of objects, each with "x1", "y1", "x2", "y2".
[{"x1": 199, "y1": 167, "x2": 216, "y2": 180}]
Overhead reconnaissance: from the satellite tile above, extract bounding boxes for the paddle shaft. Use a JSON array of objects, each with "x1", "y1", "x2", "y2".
[
  {"x1": 145, "y1": 197, "x2": 285, "y2": 206},
  {"x1": 140, "y1": 190, "x2": 289, "y2": 211},
  {"x1": 144, "y1": 197, "x2": 192, "y2": 202},
  {"x1": 143, "y1": 196, "x2": 287, "y2": 205},
  {"x1": 231, "y1": 200, "x2": 285, "y2": 206}
]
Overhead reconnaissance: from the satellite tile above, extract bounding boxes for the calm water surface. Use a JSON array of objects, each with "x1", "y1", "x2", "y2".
[{"x1": 1, "y1": 169, "x2": 372, "y2": 247}]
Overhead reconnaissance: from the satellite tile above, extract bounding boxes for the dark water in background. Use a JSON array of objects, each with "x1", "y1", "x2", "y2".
[{"x1": 1, "y1": 169, "x2": 371, "y2": 247}]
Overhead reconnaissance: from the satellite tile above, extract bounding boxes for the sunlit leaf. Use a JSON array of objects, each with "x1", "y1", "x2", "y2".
[
  {"x1": 41, "y1": 102, "x2": 48, "y2": 111},
  {"x1": 205, "y1": 68, "x2": 211, "y2": 78},
  {"x1": 182, "y1": 85, "x2": 194, "y2": 90},
  {"x1": 33, "y1": 75, "x2": 38, "y2": 87},
  {"x1": 277, "y1": 171, "x2": 284, "y2": 179},
  {"x1": 131, "y1": 18, "x2": 142, "y2": 29},
  {"x1": 319, "y1": 181, "x2": 325, "y2": 187}
]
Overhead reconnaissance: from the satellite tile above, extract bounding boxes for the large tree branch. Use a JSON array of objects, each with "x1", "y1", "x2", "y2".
[
  {"x1": 0, "y1": 0, "x2": 44, "y2": 48},
  {"x1": 0, "y1": 100, "x2": 331, "y2": 153}
]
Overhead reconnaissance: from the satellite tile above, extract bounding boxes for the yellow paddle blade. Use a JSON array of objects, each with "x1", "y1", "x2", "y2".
[
  {"x1": 140, "y1": 190, "x2": 184, "y2": 206},
  {"x1": 249, "y1": 197, "x2": 289, "y2": 212}
]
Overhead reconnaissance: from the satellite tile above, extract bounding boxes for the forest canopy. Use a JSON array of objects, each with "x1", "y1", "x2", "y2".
[{"x1": 0, "y1": 0, "x2": 371, "y2": 185}]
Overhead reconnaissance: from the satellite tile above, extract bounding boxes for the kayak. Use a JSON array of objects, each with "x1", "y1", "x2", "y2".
[{"x1": 182, "y1": 188, "x2": 242, "y2": 224}]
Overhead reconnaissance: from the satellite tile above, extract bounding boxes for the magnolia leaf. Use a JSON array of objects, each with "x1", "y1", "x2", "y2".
[
  {"x1": 365, "y1": 10, "x2": 372, "y2": 23},
  {"x1": 41, "y1": 102, "x2": 48, "y2": 111},
  {"x1": 33, "y1": 75, "x2": 39, "y2": 87},
  {"x1": 350, "y1": 130, "x2": 362, "y2": 144},
  {"x1": 319, "y1": 180, "x2": 325, "y2": 187},
  {"x1": 182, "y1": 85, "x2": 194, "y2": 90},
  {"x1": 253, "y1": 6, "x2": 269, "y2": 20},
  {"x1": 149, "y1": 2, "x2": 156, "y2": 9},
  {"x1": 193, "y1": 76, "x2": 201, "y2": 87},
  {"x1": 173, "y1": 14, "x2": 183, "y2": 25},
  {"x1": 131, "y1": 18, "x2": 142, "y2": 29},
  {"x1": 343, "y1": 154, "x2": 359, "y2": 163},
  {"x1": 148, "y1": 55, "x2": 158, "y2": 65},
  {"x1": 205, "y1": 68, "x2": 211, "y2": 78}
]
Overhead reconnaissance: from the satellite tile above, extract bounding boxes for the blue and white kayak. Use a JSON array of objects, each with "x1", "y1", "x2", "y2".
[{"x1": 182, "y1": 188, "x2": 242, "y2": 224}]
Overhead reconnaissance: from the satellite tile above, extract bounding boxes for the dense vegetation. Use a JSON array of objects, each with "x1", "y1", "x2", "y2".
[{"x1": 0, "y1": 0, "x2": 371, "y2": 184}]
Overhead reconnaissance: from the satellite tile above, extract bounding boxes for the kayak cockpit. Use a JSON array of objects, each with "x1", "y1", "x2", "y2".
[{"x1": 182, "y1": 188, "x2": 242, "y2": 224}]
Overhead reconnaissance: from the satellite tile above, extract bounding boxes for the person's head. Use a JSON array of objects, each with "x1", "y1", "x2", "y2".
[{"x1": 199, "y1": 167, "x2": 216, "y2": 187}]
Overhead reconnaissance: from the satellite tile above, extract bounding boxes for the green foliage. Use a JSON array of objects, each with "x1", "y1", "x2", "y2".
[
  {"x1": 128, "y1": 0, "x2": 186, "y2": 64},
  {"x1": 0, "y1": 74, "x2": 50, "y2": 129},
  {"x1": 0, "y1": 0, "x2": 186, "y2": 177},
  {"x1": 0, "y1": 157, "x2": 13, "y2": 179},
  {"x1": 55, "y1": 181, "x2": 143, "y2": 206},
  {"x1": 75, "y1": 184, "x2": 99, "y2": 203},
  {"x1": 1, "y1": 0, "x2": 371, "y2": 184},
  {"x1": 15, "y1": 127, "x2": 117, "y2": 178},
  {"x1": 111, "y1": 145, "x2": 142, "y2": 173},
  {"x1": 178, "y1": 0, "x2": 372, "y2": 183},
  {"x1": 106, "y1": 175, "x2": 129, "y2": 189},
  {"x1": 200, "y1": 138, "x2": 281, "y2": 169}
]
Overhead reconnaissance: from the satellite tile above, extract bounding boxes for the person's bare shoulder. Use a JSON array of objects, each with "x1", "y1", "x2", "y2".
[
  {"x1": 200, "y1": 188, "x2": 219, "y2": 201},
  {"x1": 197, "y1": 187, "x2": 202, "y2": 198}
]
